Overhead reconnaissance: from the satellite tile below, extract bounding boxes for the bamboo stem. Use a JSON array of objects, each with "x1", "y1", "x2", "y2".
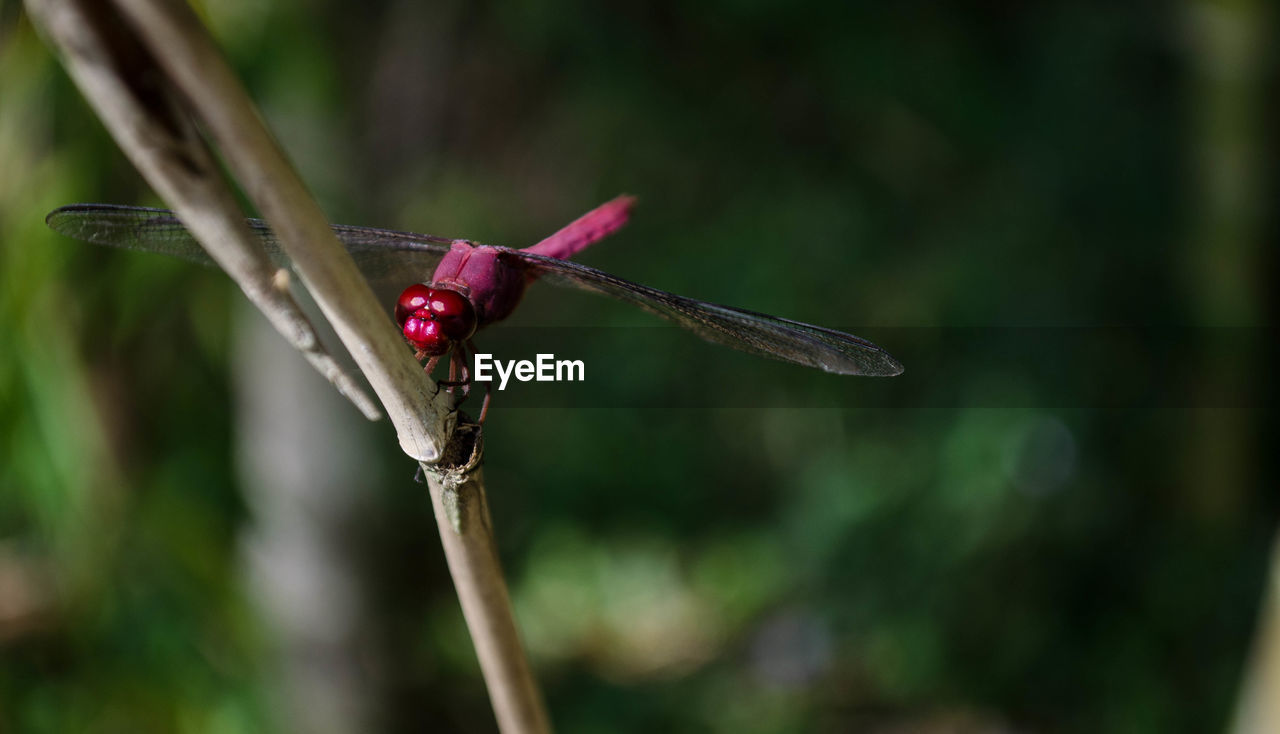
[
  {"x1": 24, "y1": 0, "x2": 383, "y2": 421},
  {"x1": 424, "y1": 429, "x2": 551, "y2": 734},
  {"x1": 25, "y1": 1, "x2": 549, "y2": 730},
  {"x1": 108, "y1": 0, "x2": 449, "y2": 462}
]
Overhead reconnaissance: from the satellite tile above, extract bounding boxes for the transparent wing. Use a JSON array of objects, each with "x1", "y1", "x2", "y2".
[
  {"x1": 47, "y1": 204, "x2": 903, "y2": 376},
  {"x1": 45, "y1": 204, "x2": 454, "y2": 290},
  {"x1": 503, "y1": 249, "x2": 903, "y2": 376}
]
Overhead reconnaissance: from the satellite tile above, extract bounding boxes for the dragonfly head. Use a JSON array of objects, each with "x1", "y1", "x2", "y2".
[{"x1": 395, "y1": 283, "x2": 477, "y2": 356}]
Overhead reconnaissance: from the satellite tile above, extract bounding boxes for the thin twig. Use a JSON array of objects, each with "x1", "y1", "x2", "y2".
[
  {"x1": 1231, "y1": 531, "x2": 1280, "y2": 734},
  {"x1": 424, "y1": 430, "x2": 552, "y2": 734},
  {"x1": 25, "y1": 1, "x2": 550, "y2": 731},
  {"x1": 24, "y1": 0, "x2": 383, "y2": 421},
  {"x1": 109, "y1": 0, "x2": 449, "y2": 462}
]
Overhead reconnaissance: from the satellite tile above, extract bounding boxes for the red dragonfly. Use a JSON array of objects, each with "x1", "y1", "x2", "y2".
[{"x1": 46, "y1": 197, "x2": 902, "y2": 418}]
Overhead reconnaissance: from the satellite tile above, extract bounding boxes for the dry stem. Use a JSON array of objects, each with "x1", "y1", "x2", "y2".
[{"x1": 25, "y1": 1, "x2": 549, "y2": 730}]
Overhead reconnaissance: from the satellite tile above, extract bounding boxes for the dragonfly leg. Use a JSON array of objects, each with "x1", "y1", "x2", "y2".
[
  {"x1": 437, "y1": 340, "x2": 486, "y2": 421},
  {"x1": 478, "y1": 384, "x2": 492, "y2": 424},
  {"x1": 438, "y1": 346, "x2": 473, "y2": 396},
  {"x1": 456, "y1": 342, "x2": 472, "y2": 397},
  {"x1": 423, "y1": 355, "x2": 441, "y2": 376},
  {"x1": 466, "y1": 339, "x2": 492, "y2": 424}
]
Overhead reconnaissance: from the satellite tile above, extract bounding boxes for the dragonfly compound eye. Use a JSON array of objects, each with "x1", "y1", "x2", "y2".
[
  {"x1": 426, "y1": 287, "x2": 477, "y2": 341},
  {"x1": 395, "y1": 283, "x2": 433, "y2": 327}
]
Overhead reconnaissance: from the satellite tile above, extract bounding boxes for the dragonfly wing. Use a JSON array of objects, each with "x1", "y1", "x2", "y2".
[
  {"x1": 46, "y1": 205, "x2": 903, "y2": 375},
  {"x1": 47, "y1": 204, "x2": 241, "y2": 266},
  {"x1": 45, "y1": 204, "x2": 454, "y2": 292},
  {"x1": 504, "y1": 250, "x2": 903, "y2": 376}
]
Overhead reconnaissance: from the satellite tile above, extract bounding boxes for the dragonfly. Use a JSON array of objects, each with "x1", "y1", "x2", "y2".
[{"x1": 46, "y1": 196, "x2": 902, "y2": 420}]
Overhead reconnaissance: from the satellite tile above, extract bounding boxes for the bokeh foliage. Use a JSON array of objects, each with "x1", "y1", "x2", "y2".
[{"x1": 1, "y1": 1, "x2": 1273, "y2": 732}]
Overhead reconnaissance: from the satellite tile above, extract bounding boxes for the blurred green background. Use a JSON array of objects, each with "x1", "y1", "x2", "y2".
[{"x1": 1, "y1": 1, "x2": 1274, "y2": 732}]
